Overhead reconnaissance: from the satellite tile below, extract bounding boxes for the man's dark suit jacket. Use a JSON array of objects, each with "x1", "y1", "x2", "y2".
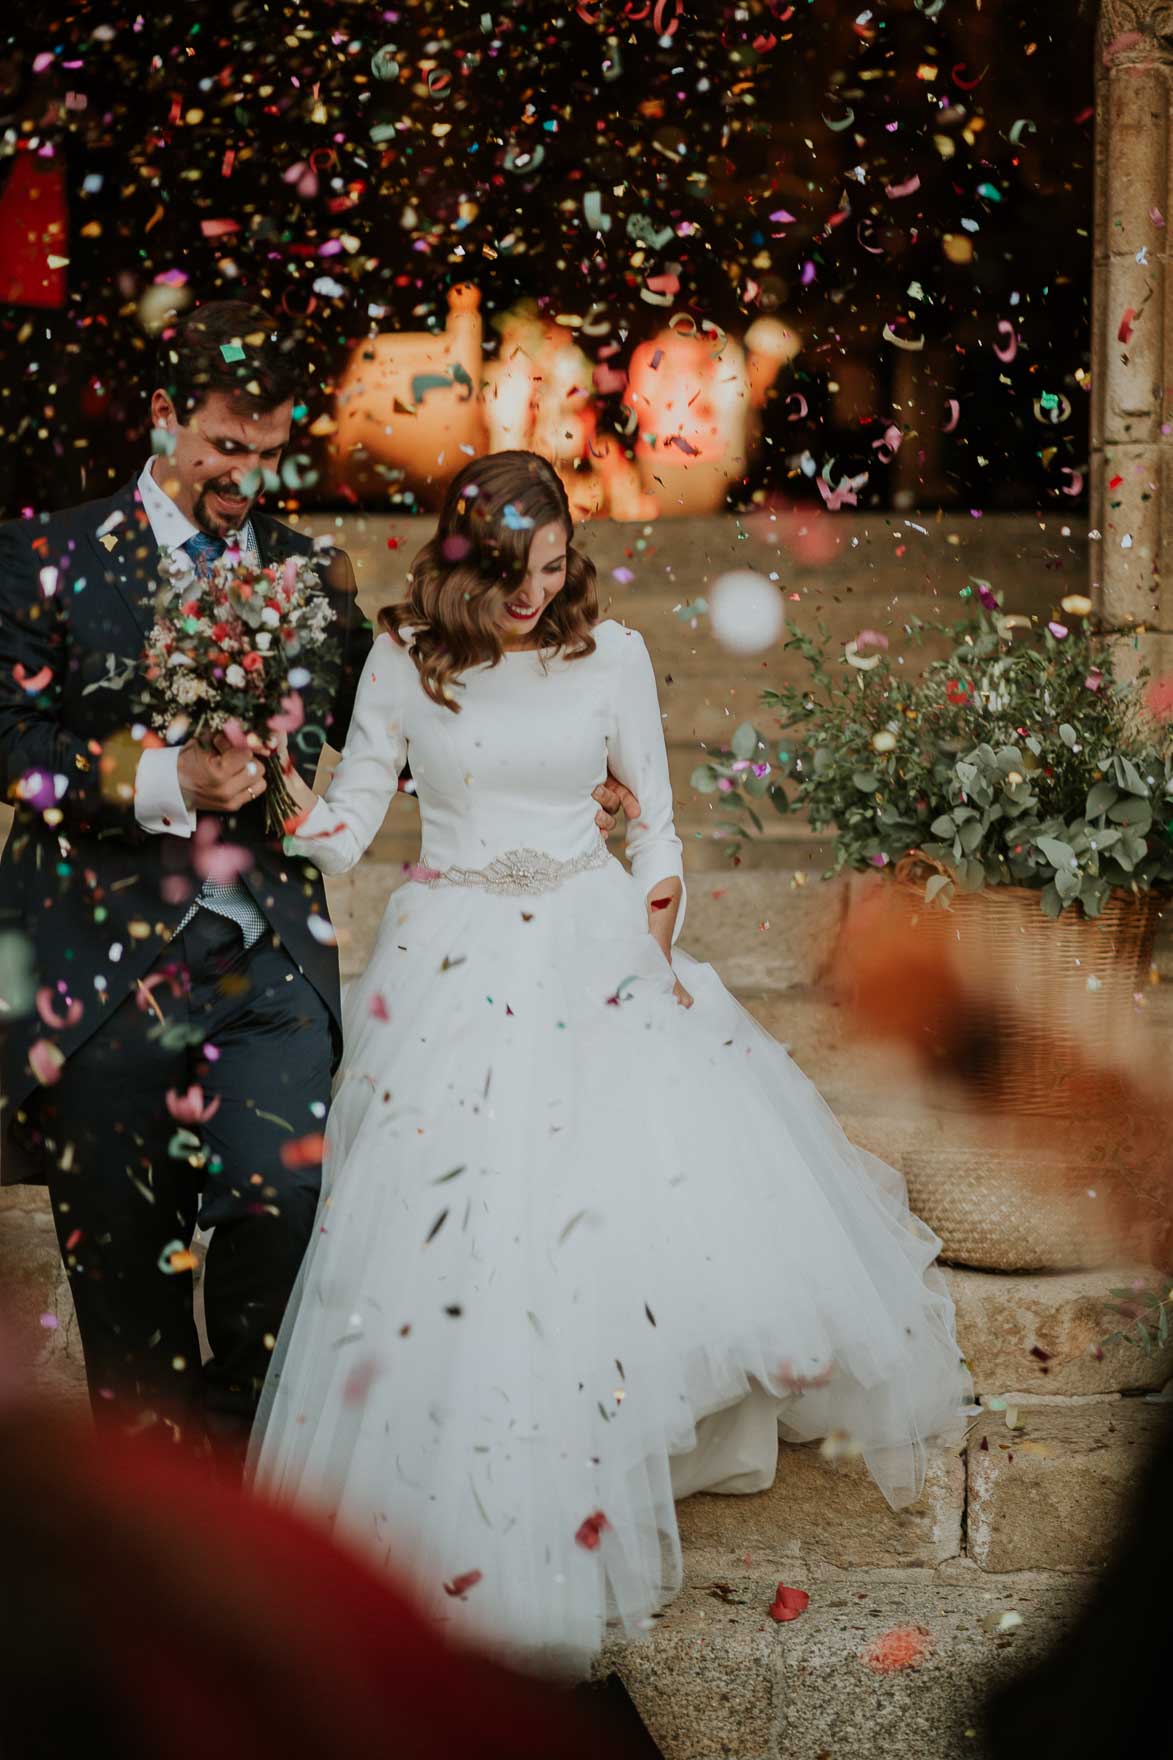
[{"x1": 0, "y1": 477, "x2": 371, "y2": 1184}]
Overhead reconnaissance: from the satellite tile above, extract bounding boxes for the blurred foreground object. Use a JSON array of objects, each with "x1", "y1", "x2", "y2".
[
  {"x1": 0, "y1": 1391, "x2": 637, "y2": 1760},
  {"x1": 837, "y1": 875, "x2": 1171, "y2": 1273}
]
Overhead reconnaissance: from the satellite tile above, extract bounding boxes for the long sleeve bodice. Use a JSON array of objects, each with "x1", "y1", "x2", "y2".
[{"x1": 284, "y1": 619, "x2": 686, "y2": 930}]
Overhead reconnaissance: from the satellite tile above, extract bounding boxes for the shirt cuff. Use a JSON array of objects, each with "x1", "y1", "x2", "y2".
[{"x1": 134, "y1": 745, "x2": 196, "y2": 837}]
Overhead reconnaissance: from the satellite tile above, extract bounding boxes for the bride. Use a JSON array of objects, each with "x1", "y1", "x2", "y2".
[{"x1": 248, "y1": 449, "x2": 972, "y2": 1679}]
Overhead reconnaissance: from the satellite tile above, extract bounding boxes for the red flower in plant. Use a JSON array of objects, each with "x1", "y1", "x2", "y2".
[
  {"x1": 241, "y1": 651, "x2": 265, "y2": 672},
  {"x1": 575, "y1": 1511, "x2": 610, "y2": 1551},
  {"x1": 768, "y1": 1582, "x2": 810, "y2": 1623},
  {"x1": 945, "y1": 679, "x2": 972, "y2": 706},
  {"x1": 212, "y1": 622, "x2": 229, "y2": 641}
]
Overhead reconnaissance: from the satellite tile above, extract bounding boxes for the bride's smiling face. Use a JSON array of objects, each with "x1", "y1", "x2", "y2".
[{"x1": 496, "y1": 520, "x2": 569, "y2": 647}]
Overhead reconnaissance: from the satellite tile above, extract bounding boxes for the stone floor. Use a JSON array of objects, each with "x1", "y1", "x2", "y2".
[{"x1": 3, "y1": 509, "x2": 1168, "y2": 1757}]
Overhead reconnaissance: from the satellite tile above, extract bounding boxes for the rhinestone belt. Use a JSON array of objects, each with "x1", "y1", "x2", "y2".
[{"x1": 419, "y1": 843, "x2": 609, "y2": 897}]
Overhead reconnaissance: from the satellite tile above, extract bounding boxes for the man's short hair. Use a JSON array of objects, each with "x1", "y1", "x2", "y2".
[{"x1": 156, "y1": 301, "x2": 301, "y2": 420}]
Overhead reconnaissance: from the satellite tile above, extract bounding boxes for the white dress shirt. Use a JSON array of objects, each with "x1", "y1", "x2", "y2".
[{"x1": 132, "y1": 458, "x2": 258, "y2": 838}]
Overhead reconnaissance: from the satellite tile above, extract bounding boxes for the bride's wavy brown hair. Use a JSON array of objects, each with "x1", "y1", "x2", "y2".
[{"x1": 379, "y1": 450, "x2": 598, "y2": 710}]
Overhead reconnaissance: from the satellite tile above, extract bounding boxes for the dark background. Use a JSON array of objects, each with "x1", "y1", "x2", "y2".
[{"x1": 0, "y1": 0, "x2": 1094, "y2": 519}]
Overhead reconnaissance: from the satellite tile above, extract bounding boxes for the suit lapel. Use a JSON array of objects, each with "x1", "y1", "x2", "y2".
[{"x1": 87, "y1": 480, "x2": 160, "y2": 642}]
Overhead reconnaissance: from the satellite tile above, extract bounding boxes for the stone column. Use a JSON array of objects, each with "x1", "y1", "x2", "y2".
[{"x1": 1091, "y1": 2, "x2": 1173, "y2": 650}]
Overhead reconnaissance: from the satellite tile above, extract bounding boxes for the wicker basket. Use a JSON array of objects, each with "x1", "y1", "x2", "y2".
[{"x1": 886, "y1": 853, "x2": 1165, "y2": 1270}]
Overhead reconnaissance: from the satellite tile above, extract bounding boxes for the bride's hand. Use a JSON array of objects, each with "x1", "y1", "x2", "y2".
[{"x1": 672, "y1": 976, "x2": 694, "y2": 1009}]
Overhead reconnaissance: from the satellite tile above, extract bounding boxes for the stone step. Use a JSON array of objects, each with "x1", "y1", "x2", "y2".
[
  {"x1": 674, "y1": 1395, "x2": 1166, "y2": 1589},
  {"x1": 600, "y1": 1559, "x2": 1088, "y2": 1760}
]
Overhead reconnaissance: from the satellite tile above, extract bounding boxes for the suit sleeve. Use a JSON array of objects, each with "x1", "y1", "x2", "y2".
[
  {"x1": 283, "y1": 633, "x2": 406, "y2": 877},
  {"x1": 605, "y1": 626, "x2": 687, "y2": 941},
  {"x1": 0, "y1": 523, "x2": 148, "y2": 839}
]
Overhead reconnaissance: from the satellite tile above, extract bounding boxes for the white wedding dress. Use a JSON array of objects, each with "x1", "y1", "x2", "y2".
[{"x1": 249, "y1": 619, "x2": 971, "y2": 1679}]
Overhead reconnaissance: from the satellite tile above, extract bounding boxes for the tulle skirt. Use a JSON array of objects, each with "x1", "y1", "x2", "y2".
[{"x1": 248, "y1": 856, "x2": 972, "y2": 1679}]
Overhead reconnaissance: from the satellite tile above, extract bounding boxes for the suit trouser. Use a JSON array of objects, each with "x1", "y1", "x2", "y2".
[{"x1": 28, "y1": 909, "x2": 335, "y2": 1447}]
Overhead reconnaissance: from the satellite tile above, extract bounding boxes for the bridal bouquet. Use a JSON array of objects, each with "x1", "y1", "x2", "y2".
[{"x1": 141, "y1": 535, "x2": 336, "y2": 834}]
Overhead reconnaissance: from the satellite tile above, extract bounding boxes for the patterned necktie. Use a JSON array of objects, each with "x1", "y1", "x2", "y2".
[{"x1": 182, "y1": 531, "x2": 227, "y2": 577}]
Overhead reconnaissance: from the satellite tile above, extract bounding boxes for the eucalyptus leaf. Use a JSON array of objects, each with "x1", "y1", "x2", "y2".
[
  {"x1": 1108, "y1": 796, "x2": 1152, "y2": 830},
  {"x1": 1085, "y1": 780, "x2": 1118, "y2": 817},
  {"x1": 853, "y1": 770, "x2": 881, "y2": 793},
  {"x1": 930, "y1": 814, "x2": 955, "y2": 837},
  {"x1": 731, "y1": 722, "x2": 759, "y2": 760},
  {"x1": 924, "y1": 873, "x2": 954, "y2": 907},
  {"x1": 690, "y1": 765, "x2": 719, "y2": 794},
  {"x1": 1034, "y1": 835, "x2": 1077, "y2": 870}
]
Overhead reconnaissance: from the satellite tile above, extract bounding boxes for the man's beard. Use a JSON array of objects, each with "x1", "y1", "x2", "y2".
[{"x1": 193, "y1": 479, "x2": 254, "y2": 538}]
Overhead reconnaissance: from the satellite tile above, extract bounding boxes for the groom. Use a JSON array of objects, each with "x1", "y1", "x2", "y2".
[
  {"x1": 0, "y1": 298, "x2": 637, "y2": 1466},
  {"x1": 0, "y1": 300, "x2": 372, "y2": 1462}
]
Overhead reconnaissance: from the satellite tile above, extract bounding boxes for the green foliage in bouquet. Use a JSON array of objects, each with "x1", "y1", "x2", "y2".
[{"x1": 691, "y1": 603, "x2": 1173, "y2": 916}]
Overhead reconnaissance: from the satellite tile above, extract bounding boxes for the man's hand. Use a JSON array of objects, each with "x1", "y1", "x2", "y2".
[
  {"x1": 593, "y1": 768, "x2": 640, "y2": 837},
  {"x1": 177, "y1": 740, "x2": 269, "y2": 813}
]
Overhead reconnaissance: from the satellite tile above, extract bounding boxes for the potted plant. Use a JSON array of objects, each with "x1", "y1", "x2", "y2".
[{"x1": 691, "y1": 593, "x2": 1173, "y2": 1269}]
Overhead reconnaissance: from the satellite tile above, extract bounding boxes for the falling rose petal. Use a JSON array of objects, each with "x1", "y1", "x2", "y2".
[
  {"x1": 39, "y1": 1313, "x2": 59, "y2": 1330},
  {"x1": 343, "y1": 1358, "x2": 381, "y2": 1405},
  {"x1": 855, "y1": 629, "x2": 889, "y2": 652},
  {"x1": 36, "y1": 988, "x2": 83, "y2": 1029},
  {"x1": 443, "y1": 1569, "x2": 484, "y2": 1599},
  {"x1": 1117, "y1": 307, "x2": 1137, "y2": 344},
  {"x1": 1047, "y1": 621, "x2": 1069, "y2": 640},
  {"x1": 884, "y1": 173, "x2": 921, "y2": 199},
  {"x1": 13, "y1": 663, "x2": 53, "y2": 693},
  {"x1": 1061, "y1": 595, "x2": 1094, "y2": 617},
  {"x1": 1145, "y1": 677, "x2": 1173, "y2": 721},
  {"x1": 165, "y1": 1085, "x2": 221, "y2": 1125},
  {"x1": 306, "y1": 914, "x2": 339, "y2": 946},
  {"x1": 575, "y1": 1510, "x2": 610, "y2": 1551},
  {"x1": 1084, "y1": 668, "x2": 1105, "y2": 692},
  {"x1": 369, "y1": 992, "x2": 391, "y2": 1021},
  {"x1": 193, "y1": 822, "x2": 252, "y2": 886},
  {"x1": 942, "y1": 399, "x2": 960, "y2": 432},
  {"x1": 267, "y1": 692, "x2": 306, "y2": 735},
  {"x1": 768, "y1": 1583, "x2": 810, "y2": 1622},
  {"x1": 861, "y1": 1626, "x2": 935, "y2": 1673},
  {"x1": 28, "y1": 1040, "x2": 65, "y2": 1085},
  {"x1": 280, "y1": 1132, "x2": 326, "y2": 1170}
]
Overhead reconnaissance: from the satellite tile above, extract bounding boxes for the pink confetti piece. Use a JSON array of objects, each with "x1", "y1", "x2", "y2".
[
  {"x1": 36, "y1": 988, "x2": 83, "y2": 1030},
  {"x1": 993, "y1": 320, "x2": 1018, "y2": 363},
  {"x1": 165, "y1": 1085, "x2": 222, "y2": 1125},
  {"x1": 885, "y1": 174, "x2": 921, "y2": 199}
]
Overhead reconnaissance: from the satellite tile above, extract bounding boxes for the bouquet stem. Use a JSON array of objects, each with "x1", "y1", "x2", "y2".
[{"x1": 264, "y1": 752, "x2": 301, "y2": 838}]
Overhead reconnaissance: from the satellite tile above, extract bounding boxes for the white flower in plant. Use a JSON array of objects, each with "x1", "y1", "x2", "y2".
[
  {"x1": 225, "y1": 664, "x2": 246, "y2": 688},
  {"x1": 255, "y1": 632, "x2": 272, "y2": 652},
  {"x1": 872, "y1": 730, "x2": 897, "y2": 753},
  {"x1": 261, "y1": 607, "x2": 281, "y2": 628}
]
